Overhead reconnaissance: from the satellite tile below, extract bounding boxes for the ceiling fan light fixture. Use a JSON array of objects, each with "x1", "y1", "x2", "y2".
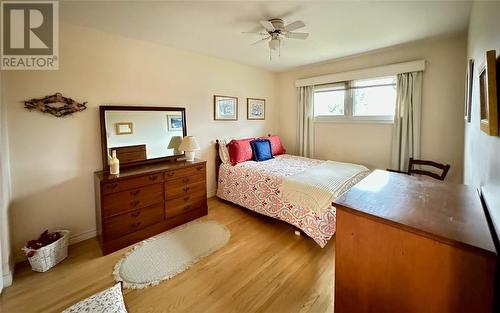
[{"x1": 269, "y1": 38, "x2": 280, "y2": 50}]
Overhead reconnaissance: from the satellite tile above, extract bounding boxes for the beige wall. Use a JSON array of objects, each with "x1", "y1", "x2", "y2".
[
  {"x1": 277, "y1": 34, "x2": 467, "y2": 182},
  {"x1": 3, "y1": 23, "x2": 277, "y2": 256},
  {"x1": 464, "y1": 2, "x2": 500, "y2": 223}
]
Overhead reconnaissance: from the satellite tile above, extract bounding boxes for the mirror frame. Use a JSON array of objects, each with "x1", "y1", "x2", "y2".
[{"x1": 99, "y1": 105, "x2": 187, "y2": 170}]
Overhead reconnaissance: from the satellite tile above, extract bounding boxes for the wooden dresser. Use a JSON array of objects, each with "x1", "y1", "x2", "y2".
[
  {"x1": 94, "y1": 160, "x2": 207, "y2": 254},
  {"x1": 333, "y1": 170, "x2": 497, "y2": 313}
]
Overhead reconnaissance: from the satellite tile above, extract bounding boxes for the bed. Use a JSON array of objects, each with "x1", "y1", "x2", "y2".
[{"x1": 215, "y1": 139, "x2": 370, "y2": 247}]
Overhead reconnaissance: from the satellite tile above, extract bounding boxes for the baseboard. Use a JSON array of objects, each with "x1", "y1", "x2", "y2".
[
  {"x1": 2, "y1": 270, "x2": 13, "y2": 290},
  {"x1": 68, "y1": 229, "x2": 97, "y2": 245},
  {"x1": 207, "y1": 188, "x2": 217, "y2": 198},
  {"x1": 14, "y1": 228, "x2": 97, "y2": 264}
]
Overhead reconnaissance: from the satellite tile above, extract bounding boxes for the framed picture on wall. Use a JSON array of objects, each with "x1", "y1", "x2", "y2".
[
  {"x1": 214, "y1": 95, "x2": 238, "y2": 120},
  {"x1": 167, "y1": 115, "x2": 183, "y2": 131},
  {"x1": 478, "y1": 50, "x2": 498, "y2": 136},
  {"x1": 247, "y1": 98, "x2": 265, "y2": 120},
  {"x1": 115, "y1": 122, "x2": 133, "y2": 135},
  {"x1": 464, "y1": 59, "x2": 474, "y2": 123}
]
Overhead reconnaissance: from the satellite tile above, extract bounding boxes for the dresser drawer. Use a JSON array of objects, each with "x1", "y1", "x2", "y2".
[
  {"x1": 102, "y1": 183, "x2": 163, "y2": 217},
  {"x1": 164, "y1": 164, "x2": 206, "y2": 181},
  {"x1": 165, "y1": 190, "x2": 206, "y2": 216},
  {"x1": 166, "y1": 199, "x2": 206, "y2": 219},
  {"x1": 102, "y1": 173, "x2": 163, "y2": 195},
  {"x1": 165, "y1": 179, "x2": 206, "y2": 200},
  {"x1": 103, "y1": 203, "x2": 164, "y2": 241}
]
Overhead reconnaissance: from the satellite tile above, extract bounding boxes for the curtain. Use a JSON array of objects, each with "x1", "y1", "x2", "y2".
[
  {"x1": 390, "y1": 71, "x2": 423, "y2": 171},
  {"x1": 297, "y1": 86, "x2": 315, "y2": 158}
]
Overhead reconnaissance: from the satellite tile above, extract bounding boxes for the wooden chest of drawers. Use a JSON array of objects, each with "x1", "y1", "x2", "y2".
[
  {"x1": 333, "y1": 170, "x2": 497, "y2": 313},
  {"x1": 95, "y1": 160, "x2": 207, "y2": 254}
]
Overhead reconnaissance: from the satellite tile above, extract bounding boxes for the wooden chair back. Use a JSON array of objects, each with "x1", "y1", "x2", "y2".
[{"x1": 408, "y1": 158, "x2": 450, "y2": 181}]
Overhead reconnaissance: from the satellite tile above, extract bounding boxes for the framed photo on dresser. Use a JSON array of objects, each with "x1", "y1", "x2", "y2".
[{"x1": 247, "y1": 98, "x2": 265, "y2": 120}]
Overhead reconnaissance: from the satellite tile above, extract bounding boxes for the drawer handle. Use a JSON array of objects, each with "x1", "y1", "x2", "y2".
[
  {"x1": 108, "y1": 183, "x2": 118, "y2": 191},
  {"x1": 130, "y1": 200, "x2": 140, "y2": 207},
  {"x1": 166, "y1": 172, "x2": 175, "y2": 177},
  {"x1": 196, "y1": 166, "x2": 203, "y2": 171},
  {"x1": 183, "y1": 196, "x2": 190, "y2": 202},
  {"x1": 183, "y1": 186, "x2": 190, "y2": 192},
  {"x1": 149, "y1": 175, "x2": 158, "y2": 181},
  {"x1": 130, "y1": 221, "x2": 141, "y2": 229},
  {"x1": 182, "y1": 178, "x2": 189, "y2": 183},
  {"x1": 130, "y1": 190, "x2": 140, "y2": 196},
  {"x1": 131, "y1": 211, "x2": 140, "y2": 217}
]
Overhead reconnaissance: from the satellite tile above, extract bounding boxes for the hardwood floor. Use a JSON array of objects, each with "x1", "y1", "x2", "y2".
[{"x1": 0, "y1": 197, "x2": 334, "y2": 313}]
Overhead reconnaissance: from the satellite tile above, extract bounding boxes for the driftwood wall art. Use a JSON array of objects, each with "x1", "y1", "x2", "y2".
[{"x1": 24, "y1": 93, "x2": 87, "y2": 117}]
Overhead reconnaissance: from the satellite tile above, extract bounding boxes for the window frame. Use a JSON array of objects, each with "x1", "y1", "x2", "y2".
[
  {"x1": 313, "y1": 82, "x2": 348, "y2": 119},
  {"x1": 313, "y1": 76, "x2": 396, "y2": 123}
]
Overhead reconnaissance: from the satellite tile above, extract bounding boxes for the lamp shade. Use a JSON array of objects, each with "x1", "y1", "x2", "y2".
[
  {"x1": 178, "y1": 136, "x2": 200, "y2": 152},
  {"x1": 167, "y1": 136, "x2": 183, "y2": 149}
]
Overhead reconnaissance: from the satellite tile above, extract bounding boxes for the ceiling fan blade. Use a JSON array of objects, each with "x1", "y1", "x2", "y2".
[
  {"x1": 241, "y1": 31, "x2": 269, "y2": 36},
  {"x1": 260, "y1": 20, "x2": 275, "y2": 32},
  {"x1": 284, "y1": 20, "x2": 305, "y2": 32},
  {"x1": 251, "y1": 36, "x2": 270, "y2": 45},
  {"x1": 285, "y1": 32, "x2": 309, "y2": 40}
]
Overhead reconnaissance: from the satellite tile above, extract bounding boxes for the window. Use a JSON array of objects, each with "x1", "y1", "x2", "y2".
[
  {"x1": 313, "y1": 83, "x2": 346, "y2": 116},
  {"x1": 313, "y1": 76, "x2": 397, "y2": 122}
]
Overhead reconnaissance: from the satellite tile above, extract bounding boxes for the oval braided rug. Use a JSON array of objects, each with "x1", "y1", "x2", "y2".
[{"x1": 113, "y1": 220, "x2": 230, "y2": 289}]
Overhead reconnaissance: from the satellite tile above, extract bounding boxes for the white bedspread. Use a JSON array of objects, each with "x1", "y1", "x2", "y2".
[{"x1": 280, "y1": 160, "x2": 369, "y2": 214}]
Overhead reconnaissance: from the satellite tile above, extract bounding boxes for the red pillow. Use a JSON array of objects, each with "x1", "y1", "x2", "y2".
[
  {"x1": 263, "y1": 135, "x2": 286, "y2": 156},
  {"x1": 227, "y1": 138, "x2": 254, "y2": 165}
]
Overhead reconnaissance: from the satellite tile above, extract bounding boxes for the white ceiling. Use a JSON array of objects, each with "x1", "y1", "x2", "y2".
[{"x1": 60, "y1": 1, "x2": 472, "y2": 72}]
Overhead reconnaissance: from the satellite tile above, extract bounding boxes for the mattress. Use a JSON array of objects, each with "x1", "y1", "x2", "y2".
[{"x1": 216, "y1": 154, "x2": 369, "y2": 247}]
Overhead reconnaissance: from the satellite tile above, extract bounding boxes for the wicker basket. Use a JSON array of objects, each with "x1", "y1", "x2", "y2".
[{"x1": 25, "y1": 230, "x2": 70, "y2": 272}]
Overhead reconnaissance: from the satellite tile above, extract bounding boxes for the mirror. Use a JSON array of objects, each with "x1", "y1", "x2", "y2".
[{"x1": 100, "y1": 106, "x2": 187, "y2": 168}]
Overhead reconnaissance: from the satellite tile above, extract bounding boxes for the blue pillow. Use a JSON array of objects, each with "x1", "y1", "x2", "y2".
[{"x1": 250, "y1": 139, "x2": 273, "y2": 162}]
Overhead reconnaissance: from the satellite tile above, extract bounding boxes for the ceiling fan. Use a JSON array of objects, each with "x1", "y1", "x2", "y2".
[{"x1": 243, "y1": 18, "x2": 309, "y2": 59}]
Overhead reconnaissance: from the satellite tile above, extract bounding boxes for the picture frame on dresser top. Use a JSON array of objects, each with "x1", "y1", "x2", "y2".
[
  {"x1": 100, "y1": 106, "x2": 187, "y2": 171},
  {"x1": 478, "y1": 50, "x2": 498, "y2": 136}
]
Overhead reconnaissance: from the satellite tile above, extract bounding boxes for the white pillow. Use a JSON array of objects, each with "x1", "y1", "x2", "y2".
[
  {"x1": 62, "y1": 283, "x2": 128, "y2": 313},
  {"x1": 218, "y1": 138, "x2": 232, "y2": 164}
]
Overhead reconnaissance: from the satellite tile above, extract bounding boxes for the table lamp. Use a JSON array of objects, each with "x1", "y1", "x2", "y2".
[{"x1": 178, "y1": 136, "x2": 200, "y2": 161}]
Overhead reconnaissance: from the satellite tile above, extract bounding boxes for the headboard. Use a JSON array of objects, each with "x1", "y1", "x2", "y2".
[
  {"x1": 214, "y1": 134, "x2": 272, "y2": 183},
  {"x1": 215, "y1": 139, "x2": 222, "y2": 183}
]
